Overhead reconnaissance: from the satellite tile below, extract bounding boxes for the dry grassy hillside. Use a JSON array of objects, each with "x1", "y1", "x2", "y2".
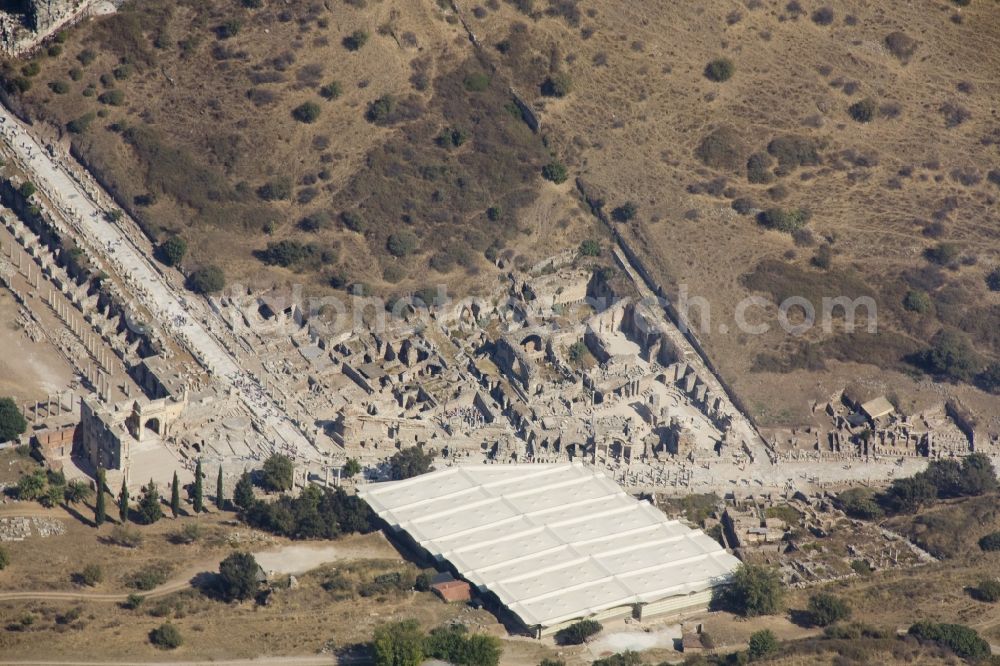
[
  {"x1": 3, "y1": 0, "x2": 999, "y2": 425},
  {"x1": 465, "y1": 0, "x2": 1000, "y2": 424},
  {"x1": 0, "y1": 0, "x2": 592, "y2": 298}
]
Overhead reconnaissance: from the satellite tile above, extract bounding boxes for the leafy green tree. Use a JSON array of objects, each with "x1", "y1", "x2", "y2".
[
  {"x1": 807, "y1": 592, "x2": 851, "y2": 626},
  {"x1": 118, "y1": 478, "x2": 129, "y2": 523},
  {"x1": 216, "y1": 466, "x2": 225, "y2": 510},
  {"x1": 137, "y1": 480, "x2": 163, "y2": 524},
  {"x1": 170, "y1": 472, "x2": 180, "y2": 518},
  {"x1": 95, "y1": 468, "x2": 107, "y2": 526},
  {"x1": 193, "y1": 459, "x2": 204, "y2": 512},
  {"x1": 727, "y1": 564, "x2": 785, "y2": 617},
  {"x1": 157, "y1": 237, "x2": 187, "y2": 267},
  {"x1": 917, "y1": 329, "x2": 980, "y2": 381},
  {"x1": 960, "y1": 453, "x2": 997, "y2": 496},
  {"x1": 389, "y1": 447, "x2": 433, "y2": 480},
  {"x1": 233, "y1": 472, "x2": 254, "y2": 510},
  {"x1": 217, "y1": 552, "x2": 260, "y2": 601},
  {"x1": 748, "y1": 629, "x2": 778, "y2": 660},
  {"x1": 884, "y1": 475, "x2": 937, "y2": 513},
  {"x1": 425, "y1": 624, "x2": 502, "y2": 666},
  {"x1": 344, "y1": 458, "x2": 362, "y2": 478},
  {"x1": 261, "y1": 454, "x2": 294, "y2": 492},
  {"x1": 186, "y1": 265, "x2": 225, "y2": 295},
  {"x1": 16, "y1": 471, "x2": 46, "y2": 501},
  {"x1": 18, "y1": 181, "x2": 36, "y2": 199},
  {"x1": 373, "y1": 620, "x2": 425, "y2": 666},
  {"x1": 64, "y1": 479, "x2": 92, "y2": 506},
  {"x1": 0, "y1": 397, "x2": 27, "y2": 442}
]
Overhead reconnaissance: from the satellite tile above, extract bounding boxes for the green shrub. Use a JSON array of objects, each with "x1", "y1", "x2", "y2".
[
  {"x1": 150, "y1": 622, "x2": 183, "y2": 649},
  {"x1": 696, "y1": 126, "x2": 746, "y2": 171},
  {"x1": 127, "y1": 562, "x2": 171, "y2": 591},
  {"x1": 343, "y1": 30, "x2": 369, "y2": 51},
  {"x1": 908, "y1": 621, "x2": 989, "y2": 661},
  {"x1": 257, "y1": 177, "x2": 292, "y2": 201},
  {"x1": 218, "y1": 20, "x2": 241, "y2": 39},
  {"x1": 366, "y1": 95, "x2": 395, "y2": 124},
  {"x1": 292, "y1": 101, "x2": 321, "y2": 123},
  {"x1": 98, "y1": 89, "x2": 125, "y2": 106},
  {"x1": 320, "y1": 81, "x2": 343, "y2": 100},
  {"x1": 767, "y1": 135, "x2": 821, "y2": 172},
  {"x1": 973, "y1": 579, "x2": 1000, "y2": 603},
  {"x1": 110, "y1": 524, "x2": 143, "y2": 548},
  {"x1": 554, "y1": 619, "x2": 602, "y2": 645},
  {"x1": 68, "y1": 67, "x2": 82, "y2": 81},
  {"x1": 541, "y1": 72, "x2": 572, "y2": 97},
  {"x1": 541, "y1": 161, "x2": 568, "y2": 184},
  {"x1": 387, "y1": 231, "x2": 418, "y2": 257},
  {"x1": 123, "y1": 593, "x2": 145, "y2": 609},
  {"x1": 49, "y1": 80, "x2": 70, "y2": 94},
  {"x1": 758, "y1": 208, "x2": 810, "y2": 232},
  {"x1": 884, "y1": 31, "x2": 918, "y2": 62},
  {"x1": 746, "y1": 152, "x2": 774, "y2": 183},
  {"x1": 807, "y1": 592, "x2": 851, "y2": 626},
  {"x1": 341, "y1": 211, "x2": 367, "y2": 233},
  {"x1": 704, "y1": 57, "x2": 735, "y2": 82},
  {"x1": 464, "y1": 72, "x2": 491, "y2": 92},
  {"x1": 979, "y1": 532, "x2": 1000, "y2": 551},
  {"x1": 579, "y1": 240, "x2": 601, "y2": 257},
  {"x1": 903, "y1": 290, "x2": 931, "y2": 313},
  {"x1": 849, "y1": 98, "x2": 876, "y2": 123},
  {"x1": 748, "y1": 629, "x2": 778, "y2": 660},
  {"x1": 0, "y1": 546, "x2": 9, "y2": 570},
  {"x1": 916, "y1": 329, "x2": 979, "y2": 381},
  {"x1": 611, "y1": 202, "x2": 638, "y2": 223},
  {"x1": 22, "y1": 61, "x2": 40, "y2": 77},
  {"x1": 837, "y1": 487, "x2": 884, "y2": 520},
  {"x1": 925, "y1": 242, "x2": 960, "y2": 265},
  {"x1": 79, "y1": 563, "x2": 103, "y2": 586},
  {"x1": 986, "y1": 267, "x2": 1000, "y2": 292}
]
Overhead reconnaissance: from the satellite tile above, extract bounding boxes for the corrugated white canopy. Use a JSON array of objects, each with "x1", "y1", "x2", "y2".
[{"x1": 358, "y1": 463, "x2": 740, "y2": 628}]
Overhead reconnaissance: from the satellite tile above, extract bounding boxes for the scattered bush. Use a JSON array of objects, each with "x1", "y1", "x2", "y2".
[
  {"x1": 541, "y1": 161, "x2": 568, "y2": 184},
  {"x1": 387, "y1": 231, "x2": 419, "y2": 257},
  {"x1": 940, "y1": 102, "x2": 971, "y2": 128},
  {"x1": 811, "y1": 7, "x2": 834, "y2": 25},
  {"x1": 807, "y1": 592, "x2": 851, "y2": 626},
  {"x1": 579, "y1": 240, "x2": 601, "y2": 257},
  {"x1": 257, "y1": 177, "x2": 292, "y2": 201},
  {"x1": 343, "y1": 30, "x2": 369, "y2": 51},
  {"x1": 748, "y1": 629, "x2": 778, "y2": 660},
  {"x1": 758, "y1": 208, "x2": 810, "y2": 233},
  {"x1": 123, "y1": 593, "x2": 145, "y2": 610},
  {"x1": 341, "y1": 211, "x2": 367, "y2": 233},
  {"x1": 127, "y1": 562, "x2": 171, "y2": 591},
  {"x1": 848, "y1": 98, "x2": 876, "y2": 123},
  {"x1": 150, "y1": 623, "x2": 183, "y2": 650},
  {"x1": 908, "y1": 622, "x2": 990, "y2": 661},
  {"x1": 541, "y1": 73, "x2": 572, "y2": 97},
  {"x1": 704, "y1": 57, "x2": 735, "y2": 82},
  {"x1": 696, "y1": 127, "x2": 746, "y2": 171},
  {"x1": 98, "y1": 89, "x2": 125, "y2": 106},
  {"x1": 320, "y1": 81, "x2": 343, "y2": 100},
  {"x1": 746, "y1": 152, "x2": 774, "y2": 184},
  {"x1": 292, "y1": 101, "x2": 321, "y2": 123},
  {"x1": 767, "y1": 135, "x2": 821, "y2": 172},
  {"x1": 903, "y1": 290, "x2": 931, "y2": 313},
  {"x1": 979, "y1": 532, "x2": 1000, "y2": 551},
  {"x1": 109, "y1": 524, "x2": 143, "y2": 548},
  {"x1": 973, "y1": 579, "x2": 1000, "y2": 603},
  {"x1": 884, "y1": 31, "x2": 918, "y2": 62},
  {"x1": 611, "y1": 202, "x2": 638, "y2": 223},
  {"x1": 49, "y1": 80, "x2": 70, "y2": 94},
  {"x1": 555, "y1": 619, "x2": 602, "y2": 645},
  {"x1": 78, "y1": 564, "x2": 103, "y2": 587}
]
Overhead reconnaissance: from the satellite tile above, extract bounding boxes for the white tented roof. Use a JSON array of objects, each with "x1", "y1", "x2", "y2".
[{"x1": 358, "y1": 463, "x2": 740, "y2": 629}]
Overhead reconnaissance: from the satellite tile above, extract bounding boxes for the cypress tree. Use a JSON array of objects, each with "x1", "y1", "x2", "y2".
[
  {"x1": 216, "y1": 467, "x2": 225, "y2": 510},
  {"x1": 170, "y1": 472, "x2": 180, "y2": 518},
  {"x1": 118, "y1": 478, "x2": 129, "y2": 523},
  {"x1": 193, "y1": 459, "x2": 204, "y2": 513},
  {"x1": 95, "y1": 468, "x2": 106, "y2": 527}
]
